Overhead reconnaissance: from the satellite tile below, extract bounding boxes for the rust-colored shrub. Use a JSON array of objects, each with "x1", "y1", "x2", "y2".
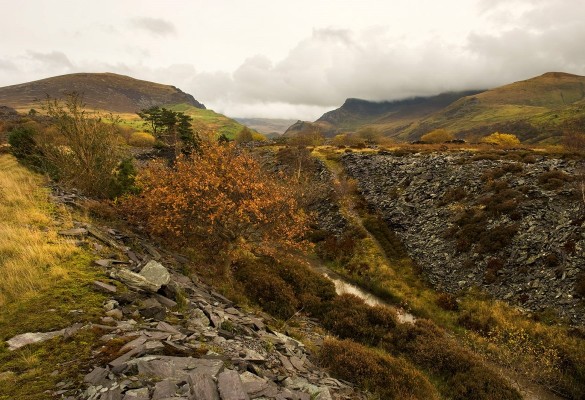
[
  {"x1": 233, "y1": 259, "x2": 299, "y2": 319},
  {"x1": 436, "y1": 292, "x2": 459, "y2": 311},
  {"x1": 538, "y1": 170, "x2": 573, "y2": 190},
  {"x1": 120, "y1": 142, "x2": 309, "y2": 255},
  {"x1": 320, "y1": 338, "x2": 440, "y2": 400}
]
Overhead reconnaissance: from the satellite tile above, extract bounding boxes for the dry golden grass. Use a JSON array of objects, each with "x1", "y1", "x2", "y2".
[{"x1": 0, "y1": 155, "x2": 77, "y2": 305}]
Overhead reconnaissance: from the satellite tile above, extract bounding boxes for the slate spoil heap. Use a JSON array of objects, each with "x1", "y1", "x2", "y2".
[
  {"x1": 343, "y1": 151, "x2": 585, "y2": 324},
  {"x1": 7, "y1": 215, "x2": 364, "y2": 400}
]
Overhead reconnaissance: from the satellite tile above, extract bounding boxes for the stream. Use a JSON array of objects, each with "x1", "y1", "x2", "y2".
[{"x1": 314, "y1": 265, "x2": 415, "y2": 323}]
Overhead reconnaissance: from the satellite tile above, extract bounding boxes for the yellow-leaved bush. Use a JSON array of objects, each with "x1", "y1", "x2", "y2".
[{"x1": 119, "y1": 142, "x2": 309, "y2": 256}]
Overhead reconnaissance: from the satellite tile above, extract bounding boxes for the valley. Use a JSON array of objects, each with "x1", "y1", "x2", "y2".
[{"x1": 0, "y1": 72, "x2": 584, "y2": 400}]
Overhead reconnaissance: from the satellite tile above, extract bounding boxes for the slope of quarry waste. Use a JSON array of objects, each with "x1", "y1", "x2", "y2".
[{"x1": 343, "y1": 151, "x2": 585, "y2": 325}]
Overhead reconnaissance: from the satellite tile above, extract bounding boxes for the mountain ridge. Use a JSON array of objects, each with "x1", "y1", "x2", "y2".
[{"x1": 285, "y1": 71, "x2": 585, "y2": 143}]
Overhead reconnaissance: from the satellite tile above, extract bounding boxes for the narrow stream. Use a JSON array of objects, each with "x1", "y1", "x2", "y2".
[{"x1": 315, "y1": 265, "x2": 415, "y2": 324}]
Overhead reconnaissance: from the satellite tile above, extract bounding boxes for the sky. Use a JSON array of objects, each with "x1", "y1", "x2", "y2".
[{"x1": 1, "y1": 0, "x2": 584, "y2": 120}]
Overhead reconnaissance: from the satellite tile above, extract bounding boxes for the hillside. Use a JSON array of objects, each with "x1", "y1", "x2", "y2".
[
  {"x1": 285, "y1": 72, "x2": 585, "y2": 144},
  {"x1": 0, "y1": 72, "x2": 205, "y2": 113},
  {"x1": 404, "y1": 72, "x2": 585, "y2": 143}
]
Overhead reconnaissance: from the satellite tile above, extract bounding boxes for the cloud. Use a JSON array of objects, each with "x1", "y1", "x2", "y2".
[
  {"x1": 130, "y1": 17, "x2": 176, "y2": 36},
  {"x1": 183, "y1": 0, "x2": 585, "y2": 119},
  {"x1": 26, "y1": 50, "x2": 73, "y2": 70},
  {"x1": 0, "y1": 58, "x2": 17, "y2": 71}
]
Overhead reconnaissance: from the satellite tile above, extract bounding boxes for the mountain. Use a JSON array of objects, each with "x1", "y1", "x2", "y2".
[
  {"x1": 284, "y1": 91, "x2": 482, "y2": 138},
  {"x1": 286, "y1": 72, "x2": 585, "y2": 143},
  {"x1": 234, "y1": 117, "x2": 297, "y2": 136},
  {"x1": 0, "y1": 72, "x2": 205, "y2": 113},
  {"x1": 403, "y1": 72, "x2": 585, "y2": 143}
]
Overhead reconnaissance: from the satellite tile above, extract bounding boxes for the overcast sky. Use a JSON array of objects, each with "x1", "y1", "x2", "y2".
[{"x1": 1, "y1": 0, "x2": 584, "y2": 119}]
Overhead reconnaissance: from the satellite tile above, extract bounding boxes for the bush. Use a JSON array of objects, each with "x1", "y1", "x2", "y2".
[
  {"x1": 320, "y1": 338, "x2": 440, "y2": 400},
  {"x1": 420, "y1": 129, "x2": 454, "y2": 143},
  {"x1": 234, "y1": 255, "x2": 336, "y2": 318},
  {"x1": 8, "y1": 126, "x2": 44, "y2": 170},
  {"x1": 481, "y1": 132, "x2": 521, "y2": 146},
  {"x1": 384, "y1": 319, "x2": 521, "y2": 400},
  {"x1": 321, "y1": 294, "x2": 397, "y2": 346},
  {"x1": 436, "y1": 293, "x2": 459, "y2": 311},
  {"x1": 35, "y1": 94, "x2": 128, "y2": 198},
  {"x1": 120, "y1": 142, "x2": 308, "y2": 255},
  {"x1": 127, "y1": 131, "x2": 155, "y2": 147},
  {"x1": 233, "y1": 259, "x2": 299, "y2": 319},
  {"x1": 538, "y1": 170, "x2": 573, "y2": 190}
]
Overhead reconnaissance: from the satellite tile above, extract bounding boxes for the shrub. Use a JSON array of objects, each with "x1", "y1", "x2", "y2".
[
  {"x1": 481, "y1": 132, "x2": 521, "y2": 146},
  {"x1": 234, "y1": 255, "x2": 336, "y2": 318},
  {"x1": 538, "y1": 170, "x2": 573, "y2": 190},
  {"x1": 120, "y1": 142, "x2": 308, "y2": 256},
  {"x1": 385, "y1": 319, "x2": 521, "y2": 400},
  {"x1": 321, "y1": 294, "x2": 397, "y2": 346},
  {"x1": 320, "y1": 338, "x2": 440, "y2": 400},
  {"x1": 7, "y1": 126, "x2": 44, "y2": 170},
  {"x1": 420, "y1": 129, "x2": 454, "y2": 143},
  {"x1": 127, "y1": 131, "x2": 155, "y2": 147},
  {"x1": 35, "y1": 94, "x2": 128, "y2": 198},
  {"x1": 435, "y1": 293, "x2": 459, "y2": 311},
  {"x1": 439, "y1": 187, "x2": 467, "y2": 205},
  {"x1": 235, "y1": 127, "x2": 253, "y2": 144},
  {"x1": 233, "y1": 259, "x2": 299, "y2": 319}
]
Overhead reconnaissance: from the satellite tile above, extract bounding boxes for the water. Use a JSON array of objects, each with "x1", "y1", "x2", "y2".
[{"x1": 317, "y1": 267, "x2": 415, "y2": 324}]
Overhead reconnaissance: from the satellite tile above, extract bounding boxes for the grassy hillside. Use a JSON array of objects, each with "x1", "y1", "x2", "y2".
[
  {"x1": 0, "y1": 72, "x2": 205, "y2": 114},
  {"x1": 402, "y1": 72, "x2": 585, "y2": 143},
  {"x1": 285, "y1": 72, "x2": 585, "y2": 144}
]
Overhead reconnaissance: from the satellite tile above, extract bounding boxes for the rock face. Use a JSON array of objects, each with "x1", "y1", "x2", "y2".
[{"x1": 342, "y1": 151, "x2": 585, "y2": 324}]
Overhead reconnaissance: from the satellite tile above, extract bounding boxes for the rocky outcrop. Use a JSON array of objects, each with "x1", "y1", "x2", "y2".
[{"x1": 343, "y1": 151, "x2": 585, "y2": 324}]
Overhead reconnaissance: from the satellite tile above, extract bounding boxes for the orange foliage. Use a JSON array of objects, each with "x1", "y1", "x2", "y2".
[{"x1": 120, "y1": 142, "x2": 309, "y2": 255}]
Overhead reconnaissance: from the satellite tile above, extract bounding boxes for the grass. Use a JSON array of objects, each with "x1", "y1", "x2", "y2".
[
  {"x1": 0, "y1": 155, "x2": 77, "y2": 305},
  {"x1": 0, "y1": 155, "x2": 109, "y2": 399}
]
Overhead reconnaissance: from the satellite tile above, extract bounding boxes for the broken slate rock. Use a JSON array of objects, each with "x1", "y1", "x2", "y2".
[
  {"x1": 218, "y1": 370, "x2": 250, "y2": 400},
  {"x1": 83, "y1": 367, "x2": 110, "y2": 385},
  {"x1": 6, "y1": 330, "x2": 64, "y2": 351},
  {"x1": 139, "y1": 260, "x2": 170, "y2": 288},
  {"x1": 93, "y1": 281, "x2": 117, "y2": 294},
  {"x1": 188, "y1": 372, "x2": 220, "y2": 400},
  {"x1": 152, "y1": 379, "x2": 178, "y2": 400},
  {"x1": 111, "y1": 268, "x2": 160, "y2": 293},
  {"x1": 58, "y1": 228, "x2": 88, "y2": 237}
]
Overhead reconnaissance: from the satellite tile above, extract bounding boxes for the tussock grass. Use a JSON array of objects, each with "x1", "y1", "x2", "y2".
[{"x1": 0, "y1": 155, "x2": 76, "y2": 305}]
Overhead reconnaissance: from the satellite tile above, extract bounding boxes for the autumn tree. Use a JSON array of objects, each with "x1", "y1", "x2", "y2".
[
  {"x1": 120, "y1": 142, "x2": 309, "y2": 267},
  {"x1": 420, "y1": 129, "x2": 454, "y2": 143}
]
